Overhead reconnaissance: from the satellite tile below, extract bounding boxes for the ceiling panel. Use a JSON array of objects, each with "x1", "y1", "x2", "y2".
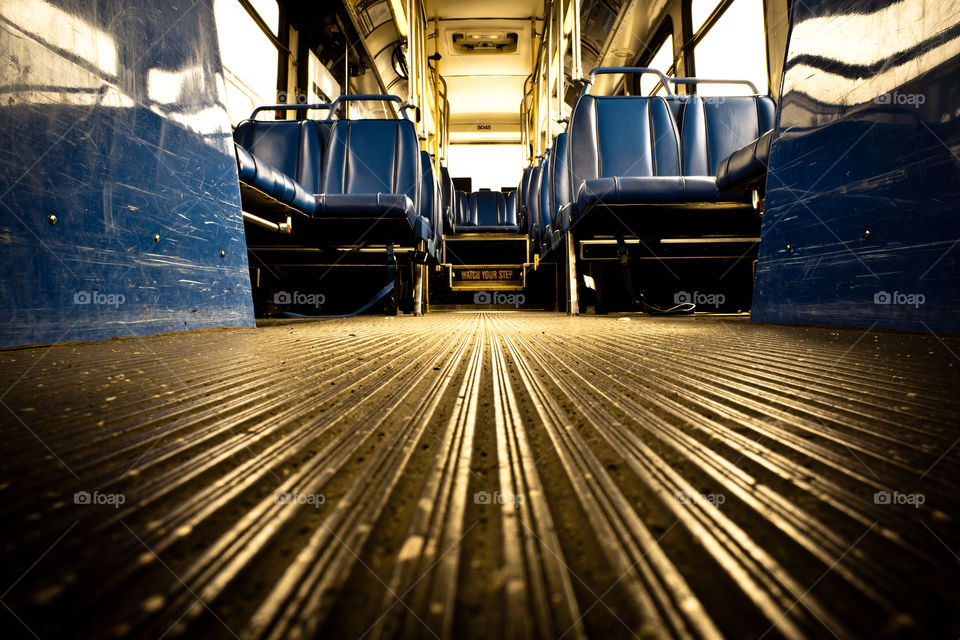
[
  {"x1": 433, "y1": 15, "x2": 534, "y2": 125},
  {"x1": 426, "y1": 0, "x2": 543, "y2": 20},
  {"x1": 444, "y1": 75, "x2": 527, "y2": 121}
]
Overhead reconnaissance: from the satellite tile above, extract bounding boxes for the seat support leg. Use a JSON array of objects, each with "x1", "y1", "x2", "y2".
[
  {"x1": 566, "y1": 230, "x2": 579, "y2": 316},
  {"x1": 413, "y1": 240, "x2": 425, "y2": 316}
]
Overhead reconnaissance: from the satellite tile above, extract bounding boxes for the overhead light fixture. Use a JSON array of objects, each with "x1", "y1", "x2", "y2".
[
  {"x1": 451, "y1": 30, "x2": 519, "y2": 53},
  {"x1": 388, "y1": 0, "x2": 408, "y2": 37}
]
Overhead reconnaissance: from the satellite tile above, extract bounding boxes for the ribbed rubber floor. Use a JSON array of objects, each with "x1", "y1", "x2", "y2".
[{"x1": 1, "y1": 312, "x2": 958, "y2": 639}]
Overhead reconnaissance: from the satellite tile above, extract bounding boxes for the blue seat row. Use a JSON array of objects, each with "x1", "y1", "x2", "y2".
[
  {"x1": 567, "y1": 81, "x2": 774, "y2": 236},
  {"x1": 518, "y1": 69, "x2": 774, "y2": 253},
  {"x1": 452, "y1": 190, "x2": 520, "y2": 233},
  {"x1": 516, "y1": 131, "x2": 572, "y2": 259},
  {"x1": 233, "y1": 97, "x2": 438, "y2": 257}
]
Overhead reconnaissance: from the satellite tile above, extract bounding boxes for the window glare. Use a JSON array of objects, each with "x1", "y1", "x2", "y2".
[
  {"x1": 690, "y1": 0, "x2": 720, "y2": 35},
  {"x1": 214, "y1": 0, "x2": 279, "y2": 123},
  {"x1": 692, "y1": 0, "x2": 768, "y2": 95},
  {"x1": 641, "y1": 35, "x2": 673, "y2": 96},
  {"x1": 448, "y1": 145, "x2": 522, "y2": 191}
]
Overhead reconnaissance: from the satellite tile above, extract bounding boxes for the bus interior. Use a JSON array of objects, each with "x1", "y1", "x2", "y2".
[{"x1": 1, "y1": 0, "x2": 959, "y2": 638}]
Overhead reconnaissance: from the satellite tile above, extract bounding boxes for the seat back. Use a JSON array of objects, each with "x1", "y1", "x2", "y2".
[
  {"x1": 506, "y1": 191, "x2": 518, "y2": 228},
  {"x1": 234, "y1": 119, "x2": 328, "y2": 193},
  {"x1": 419, "y1": 151, "x2": 439, "y2": 236},
  {"x1": 539, "y1": 157, "x2": 552, "y2": 241},
  {"x1": 321, "y1": 120, "x2": 420, "y2": 205},
  {"x1": 669, "y1": 95, "x2": 776, "y2": 176},
  {"x1": 568, "y1": 94, "x2": 682, "y2": 192},
  {"x1": 528, "y1": 162, "x2": 546, "y2": 247},
  {"x1": 456, "y1": 190, "x2": 471, "y2": 226},
  {"x1": 440, "y1": 165, "x2": 454, "y2": 232},
  {"x1": 549, "y1": 132, "x2": 570, "y2": 233},
  {"x1": 470, "y1": 191, "x2": 507, "y2": 227},
  {"x1": 518, "y1": 165, "x2": 534, "y2": 227}
]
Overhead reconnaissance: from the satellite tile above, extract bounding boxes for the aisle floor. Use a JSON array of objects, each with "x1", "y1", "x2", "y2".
[{"x1": 1, "y1": 312, "x2": 958, "y2": 639}]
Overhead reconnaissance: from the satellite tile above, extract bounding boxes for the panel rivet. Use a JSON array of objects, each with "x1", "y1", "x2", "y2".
[
  {"x1": 48, "y1": 215, "x2": 57, "y2": 225},
  {"x1": 153, "y1": 234, "x2": 160, "y2": 243},
  {"x1": 786, "y1": 244, "x2": 792, "y2": 252},
  {"x1": 220, "y1": 250, "x2": 226, "y2": 258},
  {"x1": 863, "y1": 229, "x2": 871, "y2": 239}
]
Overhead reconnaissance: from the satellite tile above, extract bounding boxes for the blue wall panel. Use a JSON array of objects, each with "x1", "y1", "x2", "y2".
[
  {"x1": 752, "y1": 0, "x2": 960, "y2": 333},
  {"x1": 0, "y1": 0, "x2": 254, "y2": 347}
]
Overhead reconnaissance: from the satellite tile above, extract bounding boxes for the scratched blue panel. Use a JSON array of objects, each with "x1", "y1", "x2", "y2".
[
  {"x1": 0, "y1": 0, "x2": 254, "y2": 347},
  {"x1": 752, "y1": 0, "x2": 960, "y2": 333}
]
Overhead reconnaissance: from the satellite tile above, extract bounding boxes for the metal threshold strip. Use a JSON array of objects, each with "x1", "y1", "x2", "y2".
[{"x1": 0, "y1": 312, "x2": 957, "y2": 639}]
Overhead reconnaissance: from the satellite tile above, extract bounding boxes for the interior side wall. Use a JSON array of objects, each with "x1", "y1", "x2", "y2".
[{"x1": 0, "y1": 0, "x2": 255, "y2": 347}]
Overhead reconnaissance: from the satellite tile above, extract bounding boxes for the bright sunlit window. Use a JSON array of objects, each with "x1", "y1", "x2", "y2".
[
  {"x1": 447, "y1": 145, "x2": 523, "y2": 192},
  {"x1": 641, "y1": 34, "x2": 674, "y2": 96},
  {"x1": 690, "y1": 0, "x2": 720, "y2": 36},
  {"x1": 214, "y1": 0, "x2": 279, "y2": 123},
  {"x1": 692, "y1": 0, "x2": 767, "y2": 95}
]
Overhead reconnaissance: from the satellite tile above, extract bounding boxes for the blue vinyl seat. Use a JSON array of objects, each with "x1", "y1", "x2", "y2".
[
  {"x1": 668, "y1": 93, "x2": 775, "y2": 197},
  {"x1": 538, "y1": 156, "x2": 553, "y2": 249},
  {"x1": 540, "y1": 132, "x2": 571, "y2": 256},
  {"x1": 517, "y1": 165, "x2": 534, "y2": 230},
  {"x1": 419, "y1": 151, "x2": 442, "y2": 255},
  {"x1": 567, "y1": 89, "x2": 774, "y2": 237},
  {"x1": 317, "y1": 119, "x2": 431, "y2": 243},
  {"x1": 527, "y1": 162, "x2": 546, "y2": 249},
  {"x1": 463, "y1": 191, "x2": 519, "y2": 233},
  {"x1": 233, "y1": 118, "x2": 327, "y2": 215},
  {"x1": 716, "y1": 129, "x2": 773, "y2": 192}
]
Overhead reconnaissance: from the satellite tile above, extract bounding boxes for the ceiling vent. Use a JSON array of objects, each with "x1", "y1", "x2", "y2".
[{"x1": 451, "y1": 30, "x2": 518, "y2": 53}]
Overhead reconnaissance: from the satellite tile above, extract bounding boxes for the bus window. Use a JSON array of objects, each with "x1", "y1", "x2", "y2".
[
  {"x1": 447, "y1": 145, "x2": 522, "y2": 192},
  {"x1": 689, "y1": 0, "x2": 720, "y2": 35},
  {"x1": 692, "y1": 0, "x2": 768, "y2": 95},
  {"x1": 214, "y1": 0, "x2": 279, "y2": 123},
  {"x1": 640, "y1": 34, "x2": 674, "y2": 96}
]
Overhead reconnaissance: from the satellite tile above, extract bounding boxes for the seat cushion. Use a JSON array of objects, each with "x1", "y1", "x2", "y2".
[
  {"x1": 576, "y1": 176, "x2": 750, "y2": 208},
  {"x1": 315, "y1": 193, "x2": 431, "y2": 241}
]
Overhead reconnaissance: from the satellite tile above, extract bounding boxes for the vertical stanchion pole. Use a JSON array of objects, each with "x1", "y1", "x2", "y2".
[
  {"x1": 433, "y1": 17, "x2": 441, "y2": 174},
  {"x1": 572, "y1": 0, "x2": 582, "y2": 81},
  {"x1": 557, "y1": 0, "x2": 563, "y2": 125},
  {"x1": 545, "y1": 3, "x2": 552, "y2": 147},
  {"x1": 566, "y1": 231, "x2": 579, "y2": 315},
  {"x1": 407, "y1": 0, "x2": 415, "y2": 113}
]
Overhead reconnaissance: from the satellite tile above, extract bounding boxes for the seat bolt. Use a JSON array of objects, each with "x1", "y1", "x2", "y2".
[
  {"x1": 220, "y1": 250, "x2": 226, "y2": 257},
  {"x1": 154, "y1": 234, "x2": 160, "y2": 243},
  {"x1": 786, "y1": 244, "x2": 792, "y2": 252},
  {"x1": 48, "y1": 215, "x2": 57, "y2": 226},
  {"x1": 863, "y1": 229, "x2": 871, "y2": 239}
]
